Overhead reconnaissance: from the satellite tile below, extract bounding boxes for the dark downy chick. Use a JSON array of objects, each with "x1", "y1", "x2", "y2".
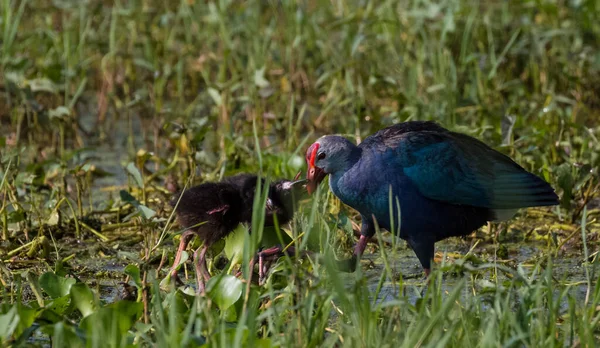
[{"x1": 169, "y1": 173, "x2": 306, "y2": 293}]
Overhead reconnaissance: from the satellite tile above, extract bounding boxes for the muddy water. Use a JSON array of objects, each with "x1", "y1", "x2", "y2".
[{"x1": 343, "y1": 240, "x2": 592, "y2": 309}]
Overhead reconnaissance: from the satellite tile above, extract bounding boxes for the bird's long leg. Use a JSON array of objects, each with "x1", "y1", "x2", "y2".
[
  {"x1": 256, "y1": 246, "x2": 307, "y2": 284},
  {"x1": 255, "y1": 246, "x2": 282, "y2": 285},
  {"x1": 341, "y1": 218, "x2": 376, "y2": 273},
  {"x1": 237, "y1": 246, "x2": 312, "y2": 284},
  {"x1": 170, "y1": 230, "x2": 196, "y2": 284},
  {"x1": 193, "y1": 245, "x2": 209, "y2": 294},
  {"x1": 354, "y1": 235, "x2": 371, "y2": 257},
  {"x1": 199, "y1": 245, "x2": 211, "y2": 282},
  {"x1": 407, "y1": 238, "x2": 434, "y2": 278}
]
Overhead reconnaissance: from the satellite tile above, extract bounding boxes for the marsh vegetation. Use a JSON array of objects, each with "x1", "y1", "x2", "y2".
[{"x1": 1, "y1": 0, "x2": 599, "y2": 346}]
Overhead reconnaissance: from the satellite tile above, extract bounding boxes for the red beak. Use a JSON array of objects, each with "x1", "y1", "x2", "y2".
[
  {"x1": 305, "y1": 143, "x2": 327, "y2": 195},
  {"x1": 306, "y1": 165, "x2": 326, "y2": 194}
]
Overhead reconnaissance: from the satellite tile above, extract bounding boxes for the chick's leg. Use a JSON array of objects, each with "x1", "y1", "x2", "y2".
[
  {"x1": 169, "y1": 230, "x2": 196, "y2": 284},
  {"x1": 193, "y1": 245, "x2": 210, "y2": 294}
]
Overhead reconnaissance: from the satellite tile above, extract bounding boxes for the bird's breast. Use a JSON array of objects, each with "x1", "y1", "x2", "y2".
[{"x1": 330, "y1": 156, "x2": 408, "y2": 217}]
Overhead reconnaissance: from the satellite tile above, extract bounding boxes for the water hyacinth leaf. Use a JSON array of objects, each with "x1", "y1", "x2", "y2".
[
  {"x1": 207, "y1": 275, "x2": 243, "y2": 311},
  {"x1": 15, "y1": 172, "x2": 36, "y2": 186},
  {"x1": 209, "y1": 238, "x2": 225, "y2": 257},
  {"x1": 119, "y1": 190, "x2": 156, "y2": 220},
  {"x1": 70, "y1": 283, "x2": 97, "y2": 318},
  {"x1": 117, "y1": 250, "x2": 144, "y2": 264},
  {"x1": 51, "y1": 322, "x2": 83, "y2": 348},
  {"x1": 125, "y1": 162, "x2": 144, "y2": 188},
  {"x1": 260, "y1": 226, "x2": 293, "y2": 249},
  {"x1": 24, "y1": 271, "x2": 45, "y2": 307},
  {"x1": 36, "y1": 307, "x2": 64, "y2": 325},
  {"x1": 80, "y1": 301, "x2": 143, "y2": 345},
  {"x1": 7, "y1": 209, "x2": 26, "y2": 223},
  {"x1": 136, "y1": 204, "x2": 156, "y2": 220},
  {"x1": 39, "y1": 272, "x2": 76, "y2": 299},
  {"x1": 160, "y1": 251, "x2": 189, "y2": 290},
  {"x1": 224, "y1": 225, "x2": 248, "y2": 271},
  {"x1": 46, "y1": 210, "x2": 60, "y2": 226},
  {"x1": 45, "y1": 295, "x2": 72, "y2": 316},
  {"x1": 0, "y1": 307, "x2": 19, "y2": 342},
  {"x1": 12, "y1": 304, "x2": 36, "y2": 341},
  {"x1": 124, "y1": 264, "x2": 143, "y2": 288}
]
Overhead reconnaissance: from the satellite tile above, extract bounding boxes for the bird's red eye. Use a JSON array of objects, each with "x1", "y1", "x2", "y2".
[{"x1": 317, "y1": 152, "x2": 326, "y2": 160}]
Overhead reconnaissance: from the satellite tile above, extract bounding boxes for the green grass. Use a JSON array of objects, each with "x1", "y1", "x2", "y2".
[{"x1": 1, "y1": 0, "x2": 600, "y2": 346}]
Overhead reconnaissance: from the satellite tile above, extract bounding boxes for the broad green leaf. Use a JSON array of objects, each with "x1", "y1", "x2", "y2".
[
  {"x1": 45, "y1": 295, "x2": 73, "y2": 316},
  {"x1": 39, "y1": 272, "x2": 76, "y2": 299},
  {"x1": 70, "y1": 283, "x2": 97, "y2": 318},
  {"x1": 51, "y1": 322, "x2": 84, "y2": 348},
  {"x1": 159, "y1": 251, "x2": 189, "y2": 290},
  {"x1": 119, "y1": 190, "x2": 156, "y2": 220},
  {"x1": 125, "y1": 162, "x2": 144, "y2": 188},
  {"x1": 80, "y1": 301, "x2": 143, "y2": 346},
  {"x1": 46, "y1": 210, "x2": 60, "y2": 226},
  {"x1": 137, "y1": 204, "x2": 156, "y2": 219},
  {"x1": 12, "y1": 304, "x2": 36, "y2": 341},
  {"x1": 224, "y1": 225, "x2": 248, "y2": 273},
  {"x1": 0, "y1": 306, "x2": 19, "y2": 342},
  {"x1": 260, "y1": 226, "x2": 293, "y2": 249},
  {"x1": 124, "y1": 264, "x2": 142, "y2": 288},
  {"x1": 35, "y1": 307, "x2": 64, "y2": 324},
  {"x1": 207, "y1": 275, "x2": 243, "y2": 311}
]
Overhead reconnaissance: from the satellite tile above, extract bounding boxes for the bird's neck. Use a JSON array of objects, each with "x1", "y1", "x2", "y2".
[
  {"x1": 328, "y1": 146, "x2": 361, "y2": 195},
  {"x1": 335, "y1": 146, "x2": 361, "y2": 174}
]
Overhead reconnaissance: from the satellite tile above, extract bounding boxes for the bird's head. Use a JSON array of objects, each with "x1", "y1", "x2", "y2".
[
  {"x1": 305, "y1": 135, "x2": 358, "y2": 194},
  {"x1": 268, "y1": 178, "x2": 309, "y2": 220}
]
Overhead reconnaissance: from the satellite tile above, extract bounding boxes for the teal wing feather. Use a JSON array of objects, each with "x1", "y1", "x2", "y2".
[{"x1": 360, "y1": 123, "x2": 558, "y2": 209}]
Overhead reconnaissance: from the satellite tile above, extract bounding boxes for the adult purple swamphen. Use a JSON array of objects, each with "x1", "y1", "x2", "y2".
[
  {"x1": 169, "y1": 173, "x2": 306, "y2": 292},
  {"x1": 305, "y1": 121, "x2": 559, "y2": 276}
]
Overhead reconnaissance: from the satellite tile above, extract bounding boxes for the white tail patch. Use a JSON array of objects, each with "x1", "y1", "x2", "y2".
[{"x1": 492, "y1": 209, "x2": 518, "y2": 221}]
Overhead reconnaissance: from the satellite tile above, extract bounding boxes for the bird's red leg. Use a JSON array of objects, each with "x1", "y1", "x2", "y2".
[
  {"x1": 199, "y1": 245, "x2": 211, "y2": 282},
  {"x1": 256, "y1": 246, "x2": 303, "y2": 284},
  {"x1": 258, "y1": 252, "x2": 265, "y2": 284},
  {"x1": 170, "y1": 230, "x2": 196, "y2": 283},
  {"x1": 257, "y1": 246, "x2": 283, "y2": 284},
  {"x1": 193, "y1": 245, "x2": 210, "y2": 294},
  {"x1": 354, "y1": 235, "x2": 371, "y2": 257},
  {"x1": 424, "y1": 268, "x2": 431, "y2": 277},
  {"x1": 235, "y1": 246, "x2": 310, "y2": 284}
]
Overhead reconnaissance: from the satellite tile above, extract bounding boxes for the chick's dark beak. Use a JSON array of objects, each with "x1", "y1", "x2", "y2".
[
  {"x1": 289, "y1": 178, "x2": 309, "y2": 198},
  {"x1": 290, "y1": 178, "x2": 309, "y2": 187},
  {"x1": 306, "y1": 166, "x2": 326, "y2": 195}
]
